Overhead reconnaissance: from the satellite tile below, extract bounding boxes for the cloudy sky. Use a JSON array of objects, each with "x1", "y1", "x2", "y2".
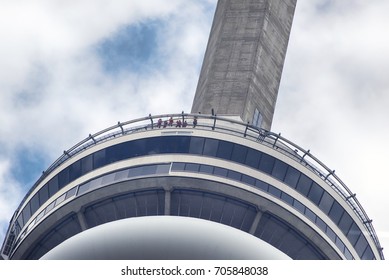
[{"x1": 0, "y1": 0, "x2": 388, "y2": 257}]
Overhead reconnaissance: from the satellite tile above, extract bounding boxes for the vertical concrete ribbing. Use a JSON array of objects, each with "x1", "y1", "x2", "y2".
[
  {"x1": 191, "y1": 0, "x2": 297, "y2": 130},
  {"x1": 164, "y1": 188, "x2": 171, "y2": 215},
  {"x1": 249, "y1": 210, "x2": 263, "y2": 235},
  {"x1": 77, "y1": 211, "x2": 88, "y2": 231}
]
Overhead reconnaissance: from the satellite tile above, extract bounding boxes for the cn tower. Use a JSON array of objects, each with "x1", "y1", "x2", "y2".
[{"x1": 1, "y1": 0, "x2": 384, "y2": 260}]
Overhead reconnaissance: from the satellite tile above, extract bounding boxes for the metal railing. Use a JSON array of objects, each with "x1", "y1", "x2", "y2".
[{"x1": 14, "y1": 112, "x2": 384, "y2": 259}]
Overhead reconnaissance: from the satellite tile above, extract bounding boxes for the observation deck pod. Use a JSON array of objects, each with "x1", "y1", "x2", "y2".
[{"x1": 1, "y1": 113, "x2": 384, "y2": 260}]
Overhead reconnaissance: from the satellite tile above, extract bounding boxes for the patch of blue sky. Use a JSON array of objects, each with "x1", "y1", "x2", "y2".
[
  {"x1": 95, "y1": 20, "x2": 162, "y2": 75},
  {"x1": 10, "y1": 148, "x2": 48, "y2": 191}
]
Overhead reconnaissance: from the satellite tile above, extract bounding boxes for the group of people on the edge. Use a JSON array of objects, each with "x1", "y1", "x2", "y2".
[{"x1": 156, "y1": 116, "x2": 197, "y2": 128}]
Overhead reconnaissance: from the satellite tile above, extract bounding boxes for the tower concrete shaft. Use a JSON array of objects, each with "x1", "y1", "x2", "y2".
[{"x1": 191, "y1": 0, "x2": 297, "y2": 130}]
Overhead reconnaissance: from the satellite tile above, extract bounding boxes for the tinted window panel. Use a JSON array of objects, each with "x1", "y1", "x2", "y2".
[
  {"x1": 58, "y1": 167, "x2": 70, "y2": 189},
  {"x1": 17, "y1": 214, "x2": 24, "y2": 229},
  {"x1": 65, "y1": 186, "x2": 78, "y2": 199},
  {"x1": 106, "y1": 144, "x2": 124, "y2": 163},
  {"x1": 172, "y1": 136, "x2": 190, "y2": 153},
  {"x1": 255, "y1": 180, "x2": 268, "y2": 192},
  {"x1": 140, "y1": 165, "x2": 157, "y2": 175},
  {"x1": 93, "y1": 149, "x2": 106, "y2": 169},
  {"x1": 118, "y1": 141, "x2": 134, "y2": 158},
  {"x1": 36, "y1": 210, "x2": 45, "y2": 222},
  {"x1": 55, "y1": 193, "x2": 66, "y2": 206},
  {"x1": 347, "y1": 222, "x2": 361, "y2": 246},
  {"x1": 284, "y1": 166, "x2": 300, "y2": 188},
  {"x1": 185, "y1": 163, "x2": 199, "y2": 172},
  {"x1": 281, "y1": 192, "x2": 294, "y2": 205},
  {"x1": 128, "y1": 167, "x2": 143, "y2": 177},
  {"x1": 128, "y1": 139, "x2": 145, "y2": 156},
  {"x1": 344, "y1": 248, "x2": 353, "y2": 260},
  {"x1": 355, "y1": 235, "x2": 368, "y2": 258},
  {"x1": 77, "y1": 182, "x2": 91, "y2": 196},
  {"x1": 199, "y1": 165, "x2": 214, "y2": 174},
  {"x1": 284, "y1": 166, "x2": 301, "y2": 188},
  {"x1": 189, "y1": 137, "x2": 204, "y2": 155},
  {"x1": 316, "y1": 217, "x2": 327, "y2": 232},
  {"x1": 30, "y1": 192, "x2": 40, "y2": 214},
  {"x1": 144, "y1": 137, "x2": 160, "y2": 154},
  {"x1": 328, "y1": 200, "x2": 344, "y2": 224},
  {"x1": 114, "y1": 170, "x2": 129, "y2": 181},
  {"x1": 227, "y1": 170, "x2": 241, "y2": 181},
  {"x1": 268, "y1": 186, "x2": 281, "y2": 198},
  {"x1": 305, "y1": 208, "x2": 316, "y2": 222},
  {"x1": 39, "y1": 184, "x2": 49, "y2": 205},
  {"x1": 48, "y1": 176, "x2": 59, "y2": 197},
  {"x1": 338, "y1": 211, "x2": 353, "y2": 236},
  {"x1": 156, "y1": 164, "x2": 170, "y2": 174},
  {"x1": 231, "y1": 144, "x2": 247, "y2": 164},
  {"x1": 258, "y1": 153, "x2": 275, "y2": 174},
  {"x1": 241, "y1": 175, "x2": 255, "y2": 186},
  {"x1": 159, "y1": 136, "x2": 168, "y2": 151},
  {"x1": 213, "y1": 167, "x2": 228, "y2": 177},
  {"x1": 335, "y1": 237, "x2": 345, "y2": 253},
  {"x1": 46, "y1": 201, "x2": 55, "y2": 213},
  {"x1": 296, "y1": 173, "x2": 312, "y2": 196},
  {"x1": 272, "y1": 160, "x2": 288, "y2": 181},
  {"x1": 69, "y1": 160, "x2": 81, "y2": 182},
  {"x1": 245, "y1": 149, "x2": 261, "y2": 169},
  {"x1": 203, "y1": 138, "x2": 218, "y2": 157},
  {"x1": 361, "y1": 246, "x2": 374, "y2": 260},
  {"x1": 216, "y1": 141, "x2": 233, "y2": 160},
  {"x1": 307, "y1": 182, "x2": 324, "y2": 205},
  {"x1": 318, "y1": 191, "x2": 334, "y2": 215},
  {"x1": 326, "y1": 226, "x2": 336, "y2": 243},
  {"x1": 293, "y1": 200, "x2": 305, "y2": 214},
  {"x1": 171, "y1": 162, "x2": 185, "y2": 171},
  {"x1": 81, "y1": 154, "x2": 93, "y2": 175},
  {"x1": 22, "y1": 204, "x2": 32, "y2": 225}
]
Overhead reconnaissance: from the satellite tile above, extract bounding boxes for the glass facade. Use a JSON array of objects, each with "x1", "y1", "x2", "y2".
[
  {"x1": 84, "y1": 189, "x2": 166, "y2": 228},
  {"x1": 15, "y1": 163, "x2": 171, "y2": 244},
  {"x1": 21, "y1": 186, "x2": 324, "y2": 260},
  {"x1": 171, "y1": 190, "x2": 257, "y2": 232},
  {"x1": 26, "y1": 214, "x2": 81, "y2": 260},
  {"x1": 14, "y1": 135, "x2": 374, "y2": 260},
  {"x1": 171, "y1": 162, "x2": 353, "y2": 259},
  {"x1": 255, "y1": 213, "x2": 324, "y2": 260}
]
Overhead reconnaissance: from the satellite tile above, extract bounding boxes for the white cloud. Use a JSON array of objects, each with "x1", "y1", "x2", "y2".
[
  {"x1": 0, "y1": 0, "x2": 213, "y2": 153},
  {"x1": 275, "y1": 0, "x2": 389, "y2": 253},
  {"x1": 0, "y1": 159, "x2": 24, "y2": 239},
  {"x1": 1, "y1": 0, "x2": 388, "y2": 258},
  {"x1": 0, "y1": 0, "x2": 215, "y2": 246}
]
